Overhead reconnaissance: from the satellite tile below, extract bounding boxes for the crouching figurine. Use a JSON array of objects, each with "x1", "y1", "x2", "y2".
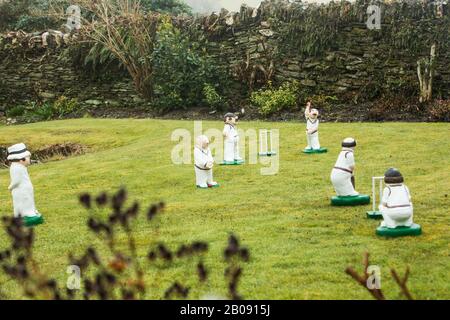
[
  {"x1": 330, "y1": 138, "x2": 370, "y2": 206},
  {"x1": 303, "y1": 101, "x2": 327, "y2": 154},
  {"x1": 7, "y1": 143, "x2": 44, "y2": 227},
  {"x1": 222, "y1": 113, "x2": 244, "y2": 165},
  {"x1": 194, "y1": 135, "x2": 219, "y2": 189},
  {"x1": 376, "y1": 168, "x2": 422, "y2": 237}
]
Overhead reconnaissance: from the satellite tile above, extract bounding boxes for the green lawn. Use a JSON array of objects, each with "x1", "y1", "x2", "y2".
[{"x1": 0, "y1": 119, "x2": 449, "y2": 300}]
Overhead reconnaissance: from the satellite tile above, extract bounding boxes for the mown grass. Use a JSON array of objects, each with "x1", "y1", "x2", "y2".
[{"x1": 0, "y1": 119, "x2": 449, "y2": 300}]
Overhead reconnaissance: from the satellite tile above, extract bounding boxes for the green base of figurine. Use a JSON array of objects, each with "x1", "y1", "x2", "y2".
[
  {"x1": 259, "y1": 152, "x2": 277, "y2": 157},
  {"x1": 376, "y1": 224, "x2": 422, "y2": 238},
  {"x1": 331, "y1": 195, "x2": 370, "y2": 206},
  {"x1": 303, "y1": 148, "x2": 328, "y2": 154},
  {"x1": 23, "y1": 215, "x2": 44, "y2": 227},
  {"x1": 197, "y1": 184, "x2": 220, "y2": 189},
  {"x1": 366, "y1": 211, "x2": 384, "y2": 220},
  {"x1": 220, "y1": 160, "x2": 244, "y2": 165}
]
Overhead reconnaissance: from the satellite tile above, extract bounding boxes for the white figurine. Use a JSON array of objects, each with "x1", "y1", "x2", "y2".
[
  {"x1": 379, "y1": 168, "x2": 414, "y2": 228},
  {"x1": 304, "y1": 101, "x2": 321, "y2": 150},
  {"x1": 7, "y1": 143, "x2": 44, "y2": 226},
  {"x1": 223, "y1": 113, "x2": 244, "y2": 164},
  {"x1": 194, "y1": 135, "x2": 219, "y2": 189},
  {"x1": 330, "y1": 138, "x2": 358, "y2": 196}
]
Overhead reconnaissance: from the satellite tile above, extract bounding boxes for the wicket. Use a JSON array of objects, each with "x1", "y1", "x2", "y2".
[
  {"x1": 366, "y1": 176, "x2": 384, "y2": 219},
  {"x1": 259, "y1": 129, "x2": 277, "y2": 157}
]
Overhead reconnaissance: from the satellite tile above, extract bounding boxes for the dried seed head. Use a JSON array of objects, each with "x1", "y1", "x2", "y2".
[
  {"x1": 157, "y1": 244, "x2": 173, "y2": 262},
  {"x1": 126, "y1": 202, "x2": 139, "y2": 218},
  {"x1": 16, "y1": 255, "x2": 26, "y2": 265},
  {"x1": 121, "y1": 289, "x2": 135, "y2": 300},
  {"x1": 87, "y1": 217, "x2": 100, "y2": 233},
  {"x1": 95, "y1": 192, "x2": 108, "y2": 207},
  {"x1": 197, "y1": 262, "x2": 208, "y2": 282},
  {"x1": 112, "y1": 188, "x2": 127, "y2": 212},
  {"x1": 46, "y1": 279, "x2": 57, "y2": 289},
  {"x1": 228, "y1": 234, "x2": 239, "y2": 248},
  {"x1": 104, "y1": 272, "x2": 116, "y2": 285},
  {"x1": 66, "y1": 288, "x2": 75, "y2": 299},
  {"x1": 192, "y1": 241, "x2": 208, "y2": 253},
  {"x1": 109, "y1": 254, "x2": 127, "y2": 273},
  {"x1": 239, "y1": 248, "x2": 250, "y2": 262},
  {"x1": 176, "y1": 245, "x2": 188, "y2": 258},
  {"x1": 79, "y1": 193, "x2": 92, "y2": 209},
  {"x1": 147, "y1": 205, "x2": 158, "y2": 220},
  {"x1": 147, "y1": 251, "x2": 157, "y2": 261},
  {"x1": 84, "y1": 279, "x2": 94, "y2": 294},
  {"x1": 87, "y1": 247, "x2": 100, "y2": 265},
  {"x1": 108, "y1": 212, "x2": 120, "y2": 224},
  {"x1": 0, "y1": 250, "x2": 11, "y2": 261}
]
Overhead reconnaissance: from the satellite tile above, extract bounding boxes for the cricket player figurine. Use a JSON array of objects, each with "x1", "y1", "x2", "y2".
[
  {"x1": 376, "y1": 168, "x2": 422, "y2": 237},
  {"x1": 194, "y1": 135, "x2": 219, "y2": 189},
  {"x1": 7, "y1": 143, "x2": 44, "y2": 227},
  {"x1": 222, "y1": 113, "x2": 244, "y2": 165},
  {"x1": 330, "y1": 138, "x2": 370, "y2": 206},
  {"x1": 303, "y1": 101, "x2": 327, "y2": 154}
]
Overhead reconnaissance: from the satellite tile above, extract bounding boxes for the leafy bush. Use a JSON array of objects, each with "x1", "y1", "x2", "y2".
[
  {"x1": 5, "y1": 105, "x2": 26, "y2": 118},
  {"x1": 52, "y1": 96, "x2": 78, "y2": 118},
  {"x1": 203, "y1": 83, "x2": 226, "y2": 111},
  {"x1": 30, "y1": 102, "x2": 55, "y2": 122},
  {"x1": 7, "y1": 97, "x2": 79, "y2": 123},
  {"x1": 153, "y1": 90, "x2": 184, "y2": 112},
  {"x1": 152, "y1": 18, "x2": 230, "y2": 112},
  {"x1": 251, "y1": 82, "x2": 299, "y2": 116}
]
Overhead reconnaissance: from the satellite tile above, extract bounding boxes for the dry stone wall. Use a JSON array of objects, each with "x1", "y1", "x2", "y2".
[{"x1": 0, "y1": 0, "x2": 449, "y2": 116}]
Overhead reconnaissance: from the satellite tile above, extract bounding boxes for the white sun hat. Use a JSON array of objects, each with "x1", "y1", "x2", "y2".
[{"x1": 7, "y1": 143, "x2": 31, "y2": 161}]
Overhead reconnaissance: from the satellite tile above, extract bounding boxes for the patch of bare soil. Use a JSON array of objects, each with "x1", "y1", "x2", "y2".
[{"x1": 0, "y1": 143, "x2": 86, "y2": 168}]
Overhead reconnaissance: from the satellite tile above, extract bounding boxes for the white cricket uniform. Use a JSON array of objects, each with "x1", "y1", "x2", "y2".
[
  {"x1": 8, "y1": 162, "x2": 40, "y2": 218},
  {"x1": 379, "y1": 184, "x2": 413, "y2": 228},
  {"x1": 330, "y1": 148, "x2": 358, "y2": 196},
  {"x1": 305, "y1": 110, "x2": 320, "y2": 149},
  {"x1": 194, "y1": 147, "x2": 215, "y2": 187},
  {"x1": 223, "y1": 124, "x2": 241, "y2": 162}
]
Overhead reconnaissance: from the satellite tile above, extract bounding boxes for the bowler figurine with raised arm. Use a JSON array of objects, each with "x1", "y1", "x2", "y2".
[{"x1": 303, "y1": 101, "x2": 327, "y2": 154}]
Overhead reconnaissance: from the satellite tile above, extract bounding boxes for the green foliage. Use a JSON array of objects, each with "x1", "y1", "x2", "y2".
[
  {"x1": 52, "y1": 96, "x2": 78, "y2": 118},
  {"x1": 203, "y1": 83, "x2": 226, "y2": 110},
  {"x1": 141, "y1": 0, "x2": 192, "y2": 15},
  {"x1": 151, "y1": 19, "x2": 230, "y2": 111},
  {"x1": 7, "y1": 97, "x2": 79, "y2": 123},
  {"x1": 83, "y1": 42, "x2": 120, "y2": 71},
  {"x1": 30, "y1": 102, "x2": 55, "y2": 122},
  {"x1": 251, "y1": 82, "x2": 299, "y2": 116},
  {"x1": 5, "y1": 105, "x2": 26, "y2": 118}
]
